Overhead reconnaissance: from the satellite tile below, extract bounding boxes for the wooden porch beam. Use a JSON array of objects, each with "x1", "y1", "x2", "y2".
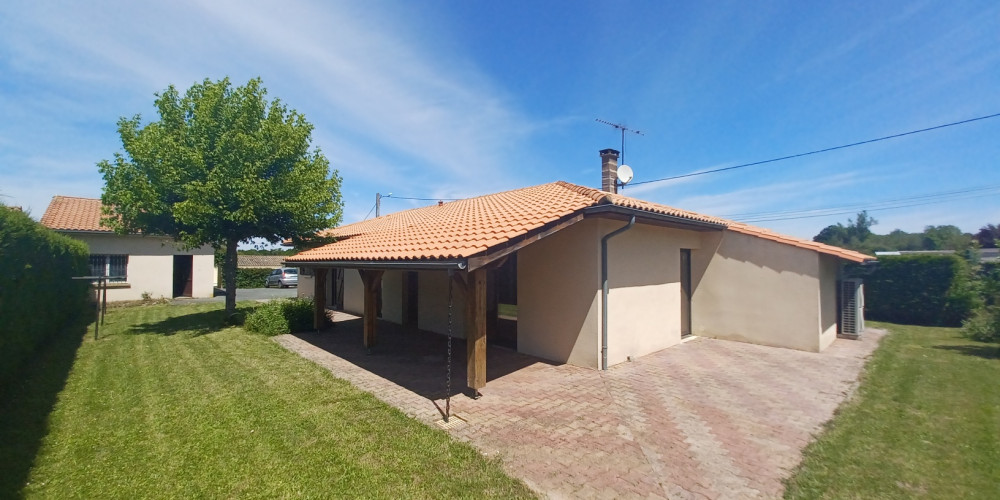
[
  {"x1": 466, "y1": 268, "x2": 487, "y2": 393},
  {"x1": 313, "y1": 268, "x2": 328, "y2": 330},
  {"x1": 359, "y1": 270, "x2": 384, "y2": 349}
]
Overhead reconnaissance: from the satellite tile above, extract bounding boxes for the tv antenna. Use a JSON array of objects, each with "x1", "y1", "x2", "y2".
[{"x1": 596, "y1": 118, "x2": 644, "y2": 166}]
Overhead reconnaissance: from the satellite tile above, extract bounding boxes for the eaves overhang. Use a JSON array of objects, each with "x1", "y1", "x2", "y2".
[
  {"x1": 582, "y1": 205, "x2": 726, "y2": 231},
  {"x1": 284, "y1": 259, "x2": 468, "y2": 271}
]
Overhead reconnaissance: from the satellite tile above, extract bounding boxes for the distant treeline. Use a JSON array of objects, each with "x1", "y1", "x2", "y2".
[{"x1": 813, "y1": 211, "x2": 998, "y2": 254}]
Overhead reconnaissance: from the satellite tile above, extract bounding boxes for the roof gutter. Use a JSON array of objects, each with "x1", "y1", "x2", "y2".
[
  {"x1": 583, "y1": 205, "x2": 726, "y2": 231},
  {"x1": 283, "y1": 259, "x2": 468, "y2": 271},
  {"x1": 601, "y1": 215, "x2": 636, "y2": 371}
]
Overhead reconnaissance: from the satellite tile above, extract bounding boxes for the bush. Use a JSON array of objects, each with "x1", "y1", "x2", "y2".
[
  {"x1": 962, "y1": 306, "x2": 1000, "y2": 342},
  {"x1": 0, "y1": 207, "x2": 92, "y2": 386},
  {"x1": 865, "y1": 254, "x2": 980, "y2": 327},
  {"x1": 235, "y1": 268, "x2": 273, "y2": 288},
  {"x1": 244, "y1": 298, "x2": 314, "y2": 336}
]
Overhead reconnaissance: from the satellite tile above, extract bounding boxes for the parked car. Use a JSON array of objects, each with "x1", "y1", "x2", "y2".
[{"x1": 264, "y1": 268, "x2": 298, "y2": 288}]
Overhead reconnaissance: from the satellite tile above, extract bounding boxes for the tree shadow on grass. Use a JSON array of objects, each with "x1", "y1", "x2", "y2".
[
  {"x1": 0, "y1": 322, "x2": 86, "y2": 497},
  {"x1": 127, "y1": 306, "x2": 258, "y2": 337},
  {"x1": 932, "y1": 344, "x2": 1000, "y2": 360}
]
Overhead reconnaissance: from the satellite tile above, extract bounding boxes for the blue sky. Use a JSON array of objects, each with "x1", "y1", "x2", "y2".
[{"x1": 1, "y1": 0, "x2": 998, "y2": 239}]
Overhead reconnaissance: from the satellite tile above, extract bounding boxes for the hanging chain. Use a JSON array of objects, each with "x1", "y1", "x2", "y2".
[{"x1": 445, "y1": 270, "x2": 453, "y2": 422}]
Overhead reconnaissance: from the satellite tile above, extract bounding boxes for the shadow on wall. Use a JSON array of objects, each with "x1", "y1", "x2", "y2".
[
  {"x1": 292, "y1": 317, "x2": 547, "y2": 400},
  {"x1": 0, "y1": 323, "x2": 87, "y2": 496}
]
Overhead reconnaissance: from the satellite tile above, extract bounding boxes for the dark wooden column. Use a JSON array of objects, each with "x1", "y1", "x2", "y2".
[
  {"x1": 313, "y1": 268, "x2": 328, "y2": 330},
  {"x1": 359, "y1": 270, "x2": 384, "y2": 349},
  {"x1": 466, "y1": 268, "x2": 487, "y2": 393}
]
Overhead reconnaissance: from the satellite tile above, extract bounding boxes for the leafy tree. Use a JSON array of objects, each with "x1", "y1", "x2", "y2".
[
  {"x1": 99, "y1": 77, "x2": 342, "y2": 314},
  {"x1": 922, "y1": 225, "x2": 972, "y2": 251},
  {"x1": 814, "y1": 211, "x2": 877, "y2": 250},
  {"x1": 975, "y1": 224, "x2": 999, "y2": 248},
  {"x1": 846, "y1": 210, "x2": 877, "y2": 242}
]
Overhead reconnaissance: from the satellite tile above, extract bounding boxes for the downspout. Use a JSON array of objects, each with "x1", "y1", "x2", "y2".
[{"x1": 601, "y1": 216, "x2": 636, "y2": 370}]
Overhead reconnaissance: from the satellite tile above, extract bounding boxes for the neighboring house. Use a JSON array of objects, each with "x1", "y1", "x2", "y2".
[
  {"x1": 40, "y1": 196, "x2": 216, "y2": 301},
  {"x1": 237, "y1": 255, "x2": 287, "y2": 269},
  {"x1": 289, "y1": 149, "x2": 872, "y2": 393}
]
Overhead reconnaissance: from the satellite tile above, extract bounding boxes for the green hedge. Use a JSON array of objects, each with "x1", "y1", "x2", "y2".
[
  {"x1": 865, "y1": 254, "x2": 980, "y2": 327},
  {"x1": 0, "y1": 207, "x2": 93, "y2": 386},
  {"x1": 244, "y1": 298, "x2": 314, "y2": 336},
  {"x1": 236, "y1": 268, "x2": 274, "y2": 288}
]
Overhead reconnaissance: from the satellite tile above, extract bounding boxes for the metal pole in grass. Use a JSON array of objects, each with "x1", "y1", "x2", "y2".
[
  {"x1": 72, "y1": 275, "x2": 122, "y2": 340},
  {"x1": 445, "y1": 269, "x2": 454, "y2": 423}
]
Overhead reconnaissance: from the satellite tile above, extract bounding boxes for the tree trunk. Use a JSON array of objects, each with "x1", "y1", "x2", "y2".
[{"x1": 224, "y1": 237, "x2": 238, "y2": 315}]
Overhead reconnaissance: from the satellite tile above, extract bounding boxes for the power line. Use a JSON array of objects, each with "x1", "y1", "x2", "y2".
[
  {"x1": 733, "y1": 188, "x2": 1000, "y2": 223},
  {"x1": 630, "y1": 112, "x2": 1000, "y2": 187},
  {"x1": 723, "y1": 184, "x2": 1000, "y2": 219},
  {"x1": 362, "y1": 203, "x2": 377, "y2": 220}
]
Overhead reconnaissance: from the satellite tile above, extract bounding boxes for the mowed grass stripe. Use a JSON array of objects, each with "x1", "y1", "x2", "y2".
[
  {"x1": 18, "y1": 303, "x2": 533, "y2": 499},
  {"x1": 785, "y1": 322, "x2": 1000, "y2": 499}
]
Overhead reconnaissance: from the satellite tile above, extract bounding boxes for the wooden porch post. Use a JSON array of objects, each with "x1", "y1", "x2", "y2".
[
  {"x1": 360, "y1": 270, "x2": 384, "y2": 349},
  {"x1": 466, "y1": 268, "x2": 487, "y2": 393},
  {"x1": 313, "y1": 268, "x2": 327, "y2": 330}
]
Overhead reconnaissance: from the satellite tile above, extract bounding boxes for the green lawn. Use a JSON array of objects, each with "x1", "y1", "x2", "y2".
[
  {"x1": 0, "y1": 303, "x2": 534, "y2": 499},
  {"x1": 786, "y1": 322, "x2": 1000, "y2": 499}
]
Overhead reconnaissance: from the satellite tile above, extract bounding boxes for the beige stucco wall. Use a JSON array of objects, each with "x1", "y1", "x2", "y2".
[
  {"x1": 518, "y1": 218, "x2": 708, "y2": 368},
  {"x1": 818, "y1": 254, "x2": 840, "y2": 350},
  {"x1": 692, "y1": 230, "x2": 826, "y2": 352},
  {"x1": 416, "y1": 270, "x2": 466, "y2": 337},
  {"x1": 603, "y1": 221, "x2": 703, "y2": 366},
  {"x1": 518, "y1": 218, "x2": 602, "y2": 367},
  {"x1": 68, "y1": 232, "x2": 214, "y2": 301},
  {"x1": 343, "y1": 269, "x2": 364, "y2": 315},
  {"x1": 380, "y1": 270, "x2": 403, "y2": 324},
  {"x1": 297, "y1": 274, "x2": 315, "y2": 299}
]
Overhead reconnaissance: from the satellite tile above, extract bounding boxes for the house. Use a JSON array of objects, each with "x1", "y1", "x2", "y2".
[
  {"x1": 40, "y1": 196, "x2": 216, "y2": 301},
  {"x1": 288, "y1": 149, "x2": 872, "y2": 394}
]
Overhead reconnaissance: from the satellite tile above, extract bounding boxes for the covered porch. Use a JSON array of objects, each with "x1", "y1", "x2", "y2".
[{"x1": 306, "y1": 263, "x2": 505, "y2": 395}]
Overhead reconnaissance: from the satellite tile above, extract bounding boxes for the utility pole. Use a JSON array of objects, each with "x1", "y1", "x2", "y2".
[
  {"x1": 375, "y1": 192, "x2": 391, "y2": 217},
  {"x1": 596, "y1": 119, "x2": 644, "y2": 166}
]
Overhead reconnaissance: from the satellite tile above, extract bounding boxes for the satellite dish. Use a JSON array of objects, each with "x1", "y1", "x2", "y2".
[{"x1": 617, "y1": 164, "x2": 634, "y2": 185}]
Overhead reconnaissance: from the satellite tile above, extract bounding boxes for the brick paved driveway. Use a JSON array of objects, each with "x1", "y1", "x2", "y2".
[{"x1": 276, "y1": 313, "x2": 884, "y2": 499}]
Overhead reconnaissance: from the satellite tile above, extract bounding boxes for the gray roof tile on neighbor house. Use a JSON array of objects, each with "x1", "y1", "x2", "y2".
[{"x1": 238, "y1": 255, "x2": 287, "y2": 269}]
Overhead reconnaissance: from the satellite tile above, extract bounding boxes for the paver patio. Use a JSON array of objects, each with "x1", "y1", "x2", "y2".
[{"x1": 275, "y1": 312, "x2": 884, "y2": 499}]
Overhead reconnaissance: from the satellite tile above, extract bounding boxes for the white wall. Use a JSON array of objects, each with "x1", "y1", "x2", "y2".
[
  {"x1": 70, "y1": 232, "x2": 214, "y2": 301},
  {"x1": 692, "y1": 230, "x2": 826, "y2": 352}
]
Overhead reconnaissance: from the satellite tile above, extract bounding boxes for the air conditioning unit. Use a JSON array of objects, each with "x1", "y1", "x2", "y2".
[{"x1": 839, "y1": 279, "x2": 865, "y2": 338}]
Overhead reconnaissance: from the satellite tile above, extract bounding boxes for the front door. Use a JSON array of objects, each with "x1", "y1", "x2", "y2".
[{"x1": 173, "y1": 255, "x2": 194, "y2": 298}]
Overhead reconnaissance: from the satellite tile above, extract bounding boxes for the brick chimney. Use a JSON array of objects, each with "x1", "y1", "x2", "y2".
[{"x1": 600, "y1": 148, "x2": 619, "y2": 193}]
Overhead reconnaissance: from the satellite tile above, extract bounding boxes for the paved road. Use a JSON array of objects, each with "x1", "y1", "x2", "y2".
[{"x1": 171, "y1": 287, "x2": 297, "y2": 304}]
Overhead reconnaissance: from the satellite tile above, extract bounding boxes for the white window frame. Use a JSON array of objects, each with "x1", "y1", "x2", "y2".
[{"x1": 89, "y1": 254, "x2": 128, "y2": 282}]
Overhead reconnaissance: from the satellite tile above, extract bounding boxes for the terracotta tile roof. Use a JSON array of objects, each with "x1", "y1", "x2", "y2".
[
  {"x1": 289, "y1": 181, "x2": 872, "y2": 264},
  {"x1": 40, "y1": 196, "x2": 113, "y2": 232}
]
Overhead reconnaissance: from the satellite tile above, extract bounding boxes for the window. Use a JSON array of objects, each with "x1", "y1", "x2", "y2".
[{"x1": 89, "y1": 254, "x2": 128, "y2": 282}]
